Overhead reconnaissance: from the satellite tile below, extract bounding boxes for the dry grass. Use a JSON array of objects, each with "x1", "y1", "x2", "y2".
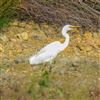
[
  {"x1": 16, "y1": 0, "x2": 100, "y2": 32},
  {"x1": 0, "y1": 0, "x2": 99, "y2": 31}
]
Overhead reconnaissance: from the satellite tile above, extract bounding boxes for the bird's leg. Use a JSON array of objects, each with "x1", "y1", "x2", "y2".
[
  {"x1": 53, "y1": 59, "x2": 56, "y2": 65},
  {"x1": 49, "y1": 66, "x2": 52, "y2": 72},
  {"x1": 49, "y1": 59, "x2": 57, "y2": 72},
  {"x1": 41, "y1": 63, "x2": 47, "y2": 71},
  {"x1": 49, "y1": 60, "x2": 53, "y2": 72}
]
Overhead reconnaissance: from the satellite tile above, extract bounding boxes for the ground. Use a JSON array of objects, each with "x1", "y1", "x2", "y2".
[{"x1": 0, "y1": 20, "x2": 100, "y2": 100}]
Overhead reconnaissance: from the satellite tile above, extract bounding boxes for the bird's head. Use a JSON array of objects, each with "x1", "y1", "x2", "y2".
[{"x1": 62, "y1": 25, "x2": 80, "y2": 35}]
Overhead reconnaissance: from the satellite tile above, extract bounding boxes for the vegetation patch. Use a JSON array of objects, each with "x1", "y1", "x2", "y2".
[
  {"x1": 0, "y1": 0, "x2": 20, "y2": 29},
  {"x1": 17, "y1": 0, "x2": 100, "y2": 31}
]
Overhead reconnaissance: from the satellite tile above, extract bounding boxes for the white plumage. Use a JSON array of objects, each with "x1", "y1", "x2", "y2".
[{"x1": 29, "y1": 25, "x2": 79, "y2": 65}]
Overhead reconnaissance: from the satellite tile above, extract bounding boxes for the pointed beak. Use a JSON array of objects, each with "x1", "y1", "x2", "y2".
[
  {"x1": 69, "y1": 26, "x2": 81, "y2": 33},
  {"x1": 70, "y1": 26, "x2": 81, "y2": 28}
]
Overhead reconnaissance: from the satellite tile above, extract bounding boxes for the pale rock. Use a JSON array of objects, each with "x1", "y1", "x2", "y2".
[
  {"x1": 16, "y1": 32, "x2": 29, "y2": 41},
  {"x1": 21, "y1": 32, "x2": 29, "y2": 41}
]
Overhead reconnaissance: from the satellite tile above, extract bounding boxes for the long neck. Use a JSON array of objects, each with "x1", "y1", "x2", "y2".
[{"x1": 61, "y1": 30, "x2": 70, "y2": 50}]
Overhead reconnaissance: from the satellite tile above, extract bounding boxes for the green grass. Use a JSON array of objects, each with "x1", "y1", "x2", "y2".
[
  {"x1": 0, "y1": 0, "x2": 20, "y2": 29},
  {"x1": 27, "y1": 70, "x2": 51, "y2": 99}
]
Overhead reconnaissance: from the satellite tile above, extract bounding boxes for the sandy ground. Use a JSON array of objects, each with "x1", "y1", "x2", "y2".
[{"x1": 0, "y1": 21, "x2": 100, "y2": 100}]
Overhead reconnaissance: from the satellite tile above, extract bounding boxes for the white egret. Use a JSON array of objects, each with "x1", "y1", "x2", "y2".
[{"x1": 29, "y1": 25, "x2": 80, "y2": 65}]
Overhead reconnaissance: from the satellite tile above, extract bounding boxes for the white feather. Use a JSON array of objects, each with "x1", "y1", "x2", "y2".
[{"x1": 29, "y1": 25, "x2": 75, "y2": 65}]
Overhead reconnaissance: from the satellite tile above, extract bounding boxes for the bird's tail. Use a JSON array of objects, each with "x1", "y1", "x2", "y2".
[{"x1": 29, "y1": 56, "x2": 36, "y2": 65}]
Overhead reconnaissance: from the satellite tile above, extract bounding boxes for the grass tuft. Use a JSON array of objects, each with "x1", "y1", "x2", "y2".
[{"x1": 0, "y1": 0, "x2": 20, "y2": 29}]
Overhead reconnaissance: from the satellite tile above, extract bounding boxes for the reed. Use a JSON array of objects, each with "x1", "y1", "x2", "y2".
[{"x1": 0, "y1": 0, "x2": 20, "y2": 29}]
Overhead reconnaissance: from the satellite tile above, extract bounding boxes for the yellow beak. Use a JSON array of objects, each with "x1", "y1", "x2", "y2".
[
  {"x1": 70, "y1": 26, "x2": 81, "y2": 28},
  {"x1": 70, "y1": 26, "x2": 81, "y2": 33}
]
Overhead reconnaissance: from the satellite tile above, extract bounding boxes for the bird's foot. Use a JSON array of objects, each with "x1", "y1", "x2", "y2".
[{"x1": 49, "y1": 65, "x2": 53, "y2": 73}]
